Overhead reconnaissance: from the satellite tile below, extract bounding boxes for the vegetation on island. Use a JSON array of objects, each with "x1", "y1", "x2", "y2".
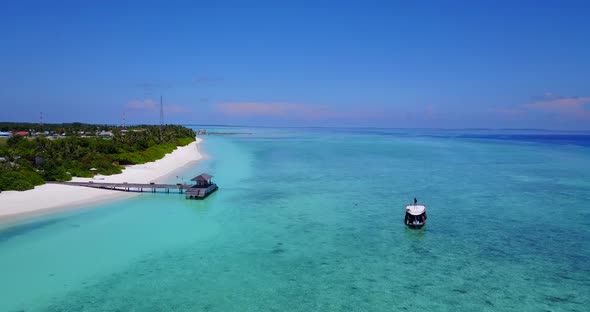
[
  {"x1": 1, "y1": 122, "x2": 111, "y2": 135},
  {"x1": 0, "y1": 123, "x2": 195, "y2": 192}
]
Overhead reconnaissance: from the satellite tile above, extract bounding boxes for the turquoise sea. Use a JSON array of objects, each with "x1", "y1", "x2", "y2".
[{"x1": 1, "y1": 127, "x2": 589, "y2": 311}]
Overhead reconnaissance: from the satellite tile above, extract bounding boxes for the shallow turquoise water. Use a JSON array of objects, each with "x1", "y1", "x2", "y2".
[{"x1": 1, "y1": 128, "x2": 589, "y2": 311}]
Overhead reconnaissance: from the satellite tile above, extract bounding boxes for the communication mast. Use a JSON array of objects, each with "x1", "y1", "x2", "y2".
[
  {"x1": 39, "y1": 111, "x2": 43, "y2": 128},
  {"x1": 159, "y1": 96, "x2": 164, "y2": 142},
  {"x1": 160, "y1": 96, "x2": 164, "y2": 126}
]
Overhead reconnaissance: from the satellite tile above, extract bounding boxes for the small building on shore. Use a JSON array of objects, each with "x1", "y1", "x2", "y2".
[
  {"x1": 35, "y1": 156, "x2": 46, "y2": 165},
  {"x1": 98, "y1": 130, "x2": 113, "y2": 137}
]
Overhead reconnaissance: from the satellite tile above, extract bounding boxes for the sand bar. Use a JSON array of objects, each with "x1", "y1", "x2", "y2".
[{"x1": 0, "y1": 138, "x2": 203, "y2": 222}]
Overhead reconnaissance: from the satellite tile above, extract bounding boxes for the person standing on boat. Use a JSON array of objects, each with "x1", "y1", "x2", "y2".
[{"x1": 414, "y1": 198, "x2": 417, "y2": 205}]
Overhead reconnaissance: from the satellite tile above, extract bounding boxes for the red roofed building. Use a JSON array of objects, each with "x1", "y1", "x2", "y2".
[{"x1": 13, "y1": 131, "x2": 29, "y2": 136}]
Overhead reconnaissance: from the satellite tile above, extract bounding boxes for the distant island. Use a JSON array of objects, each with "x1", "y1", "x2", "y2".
[{"x1": 0, "y1": 122, "x2": 196, "y2": 192}]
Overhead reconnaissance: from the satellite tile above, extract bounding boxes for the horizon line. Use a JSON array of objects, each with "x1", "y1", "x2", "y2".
[{"x1": 2, "y1": 121, "x2": 590, "y2": 133}]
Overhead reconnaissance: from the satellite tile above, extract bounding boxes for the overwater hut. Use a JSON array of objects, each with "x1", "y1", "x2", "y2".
[
  {"x1": 186, "y1": 173, "x2": 218, "y2": 199},
  {"x1": 191, "y1": 173, "x2": 213, "y2": 186}
]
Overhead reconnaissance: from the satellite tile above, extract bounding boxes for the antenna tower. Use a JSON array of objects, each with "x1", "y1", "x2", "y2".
[
  {"x1": 160, "y1": 96, "x2": 164, "y2": 126},
  {"x1": 159, "y1": 96, "x2": 164, "y2": 142}
]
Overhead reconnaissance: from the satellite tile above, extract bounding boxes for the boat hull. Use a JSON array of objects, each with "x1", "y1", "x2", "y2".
[{"x1": 406, "y1": 222, "x2": 425, "y2": 229}]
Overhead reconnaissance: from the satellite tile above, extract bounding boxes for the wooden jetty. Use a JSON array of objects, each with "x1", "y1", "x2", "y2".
[{"x1": 50, "y1": 173, "x2": 218, "y2": 200}]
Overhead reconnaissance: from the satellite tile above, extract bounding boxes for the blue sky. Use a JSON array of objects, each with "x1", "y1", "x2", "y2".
[{"x1": 1, "y1": 0, "x2": 589, "y2": 129}]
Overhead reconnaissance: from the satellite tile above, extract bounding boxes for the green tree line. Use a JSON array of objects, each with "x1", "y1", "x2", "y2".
[
  {"x1": 0, "y1": 125, "x2": 195, "y2": 191},
  {"x1": 1, "y1": 122, "x2": 109, "y2": 135}
]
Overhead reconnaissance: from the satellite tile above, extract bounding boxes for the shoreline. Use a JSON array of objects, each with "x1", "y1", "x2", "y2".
[{"x1": 0, "y1": 137, "x2": 204, "y2": 224}]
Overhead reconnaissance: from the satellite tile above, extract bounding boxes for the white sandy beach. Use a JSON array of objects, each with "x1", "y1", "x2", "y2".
[{"x1": 0, "y1": 138, "x2": 203, "y2": 222}]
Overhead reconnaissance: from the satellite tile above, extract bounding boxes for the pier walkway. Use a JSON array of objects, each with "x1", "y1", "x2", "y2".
[{"x1": 47, "y1": 173, "x2": 218, "y2": 199}]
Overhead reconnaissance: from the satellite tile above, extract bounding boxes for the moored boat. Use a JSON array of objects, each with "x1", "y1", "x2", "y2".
[{"x1": 405, "y1": 204, "x2": 427, "y2": 228}]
